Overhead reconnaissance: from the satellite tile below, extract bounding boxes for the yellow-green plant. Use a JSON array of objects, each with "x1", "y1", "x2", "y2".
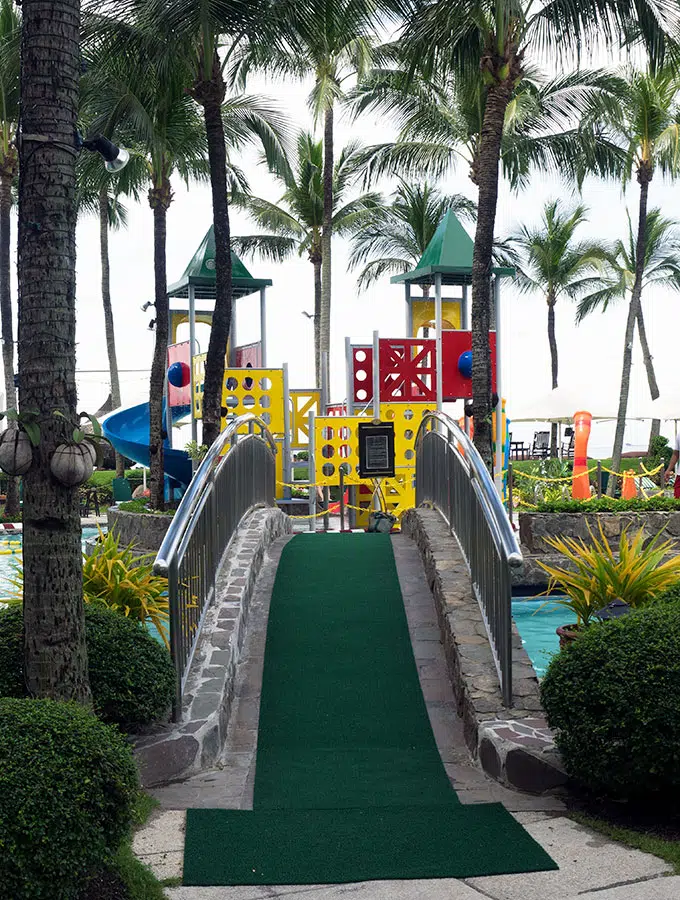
[
  {"x1": 8, "y1": 529, "x2": 170, "y2": 647},
  {"x1": 537, "y1": 522, "x2": 680, "y2": 626}
]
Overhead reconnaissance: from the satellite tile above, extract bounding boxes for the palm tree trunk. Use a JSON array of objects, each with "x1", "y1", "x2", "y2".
[
  {"x1": 635, "y1": 304, "x2": 661, "y2": 452},
  {"x1": 148, "y1": 181, "x2": 171, "y2": 510},
  {"x1": 320, "y1": 104, "x2": 333, "y2": 397},
  {"x1": 547, "y1": 295, "x2": 558, "y2": 456},
  {"x1": 0, "y1": 167, "x2": 19, "y2": 517},
  {"x1": 195, "y1": 53, "x2": 231, "y2": 449},
  {"x1": 18, "y1": 0, "x2": 90, "y2": 703},
  {"x1": 608, "y1": 170, "x2": 651, "y2": 494},
  {"x1": 471, "y1": 79, "x2": 513, "y2": 469},
  {"x1": 313, "y1": 257, "x2": 321, "y2": 387},
  {"x1": 98, "y1": 185, "x2": 124, "y2": 477}
]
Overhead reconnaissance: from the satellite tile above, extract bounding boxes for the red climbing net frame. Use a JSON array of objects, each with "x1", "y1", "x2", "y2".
[
  {"x1": 379, "y1": 339, "x2": 436, "y2": 402},
  {"x1": 352, "y1": 346, "x2": 374, "y2": 406}
]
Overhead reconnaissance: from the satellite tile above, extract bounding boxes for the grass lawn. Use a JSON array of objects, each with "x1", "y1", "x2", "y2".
[
  {"x1": 512, "y1": 457, "x2": 646, "y2": 475},
  {"x1": 570, "y1": 812, "x2": 680, "y2": 874},
  {"x1": 88, "y1": 469, "x2": 144, "y2": 487}
]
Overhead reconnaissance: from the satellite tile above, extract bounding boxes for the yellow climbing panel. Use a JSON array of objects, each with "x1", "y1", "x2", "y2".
[{"x1": 290, "y1": 390, "x2": 321, "y2": 449}]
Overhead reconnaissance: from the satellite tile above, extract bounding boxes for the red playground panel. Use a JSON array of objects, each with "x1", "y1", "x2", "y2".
[
  {"x1": 442, "y1": 331, "x2": 496, "y2": 400},
  {"x1": 379, "y1": 339, "x2": 436, "y2": 402},
  {"x1": 351, "y1": 332, "x2": 497, "y2": 404},
  {"x1": 352, "y1": 346, "x2": 373, "y2": 406},
  {"x1": 167, "y1": 341, "x2": 191, "y2": 407}
]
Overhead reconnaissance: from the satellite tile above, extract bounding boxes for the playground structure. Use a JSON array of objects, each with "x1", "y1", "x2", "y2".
[{"x1": 104, "y1": 215, "x2": 515, "y2": 524}]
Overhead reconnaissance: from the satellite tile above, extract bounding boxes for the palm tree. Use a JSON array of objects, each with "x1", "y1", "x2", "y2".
[
  {"x1": 232, "y1": 132, "x2": 380, "y2": 385},
  {"x1": 399, "y1": 0, "x2": 675, "y2": 468},
  {"x1": 99, "y1": 0, "x2": 289, "y2": 448},
  {"x1": 84, "y1": 24, "x2": 209, "y2": 509},
  {"x1": 504, "y1": 199, "x2": 608, "y2": 455},
  {"x1": 580, "y1": 66, "x2": 680, "y2": 481},
  {"x1": 577, "y1": 208, "x2": 680, "y2": 474},
  {"x1": 19, "y1": 0, "x2": 90, "y2": 701},
  {"x1": 75, "y1": 153, "x2": 143, "y2": 477},
  {"x1": 349, "y1": 180, "x2": 476, "y2": 293},
  {"x1": 352, "y1": 63, "x2": 622, "y2": 191},
  {"x1": 237, "y1": 0, "x2": 405, "y2": 393},
  {"x1": 0, "y1": 0, "x2": 20, "y2": 517}
]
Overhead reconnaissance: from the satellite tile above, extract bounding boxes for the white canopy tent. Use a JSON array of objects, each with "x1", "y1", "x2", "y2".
[{"x1": 509, "y1": 385, "x2": 680, "y2": 424}]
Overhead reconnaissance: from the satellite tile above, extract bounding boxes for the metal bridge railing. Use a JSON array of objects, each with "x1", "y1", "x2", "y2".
[
  {"x1": 414, "y1": 412, "x2": 522, "y2": 706},
  {"x1": 154, "y1": 414, "x2": 277, "y2": 717}
]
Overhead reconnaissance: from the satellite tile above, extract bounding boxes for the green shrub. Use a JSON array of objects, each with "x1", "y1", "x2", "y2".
[
  {"x1": 535, "y1": 495, "x2": 680, "y2": 513},
  {"x1": 0, "y1": 698, "x2": 138, "y2": 900},
  {"x1": 0, "y1": 606, "x2": 175, "y2": 730},
  {"x1": 541, "y1": 605, "x2": 680, "y2": 802},
  {"x1": 658, "y1": 582, "x2": 680, "y2": 604},
  {"x1": 118, "y1": 498, "x2": 176, "y2": 516}
]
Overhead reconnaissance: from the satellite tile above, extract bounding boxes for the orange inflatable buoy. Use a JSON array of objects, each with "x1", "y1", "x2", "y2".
[
  {"x1": 621, "y1": 470, "x2": 637, "y2": 500},
  {"x1": 571, "y1": 411, "x2": 592, "y2": 500}
]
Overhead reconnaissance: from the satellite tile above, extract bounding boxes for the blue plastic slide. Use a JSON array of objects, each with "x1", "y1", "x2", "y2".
[{"x1": 102, "y1": 402, "x2": 193, "y2": 486}]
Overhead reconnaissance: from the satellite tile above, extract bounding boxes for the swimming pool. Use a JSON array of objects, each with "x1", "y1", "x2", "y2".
[
  {"x1": 0, "y1": 527, "x2": 102, "y2": 599},
  {"x1": 511, "y1": 598, "x2": 577, "y2": 678}
]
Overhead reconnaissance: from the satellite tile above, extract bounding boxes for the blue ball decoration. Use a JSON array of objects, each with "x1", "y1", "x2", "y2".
[
  {"x1": 168, "y1": 361, "x2": 190, "y2": 388},
  {"x1": 458, "y1": 350, "x2": 473, "y2": 379}
]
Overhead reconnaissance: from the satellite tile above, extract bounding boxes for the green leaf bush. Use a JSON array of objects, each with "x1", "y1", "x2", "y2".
[
  {"x1": 535, "y1": 496, "x2": 680, "y2": 513},
  {"x1": 0, "y1": 698, "x2": 138, "y2": 900},
  {"x1": 541, "y1": 605, "x2": 680, "y2": 802},
  {"x1": 0, "y1": 606, "x2": 175, "y2": 730}
]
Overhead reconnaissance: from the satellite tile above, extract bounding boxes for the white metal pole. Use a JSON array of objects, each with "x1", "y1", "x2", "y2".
[
  {"x1": 435, "y1": 273, "x2": 443, "y2": 412},
  {"x1": 405, "y1": 283, "x2": 412, "y2": 337},
  {"x1": 462, "y1": 284, "x2": 469, "y2": 330},
  {"x1": 494, "y1": 275, "x2": 503, "y2": 496},
  {"x1": 308, "y1": 410, "x2": 316, "y2": 532},
  {"x1": 230, "y1": 295, "x2": 237, "y2": 366},
  {"x1": 259, "y1": 287, "x2": 267, "y2": 366},
  {"x1": 321, "y1": 350, "x2": 329, "y2": 413},
  {"x1": 283, "y1": 362, "x2": 291, "y2": 500},
  {"x1": 372, "y1": 330, "x2": 380, "y2": 420},
  {"x1": 188, "y1": 284, "x2": 198, "y2": 444},
  {"x1": 345, "y1": 336, "x2": 354, "y2": 415}
]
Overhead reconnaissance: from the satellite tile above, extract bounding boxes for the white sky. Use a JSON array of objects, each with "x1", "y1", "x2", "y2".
[{"x1": 60, "y1": 70, "x2": 680, "y2": 459}]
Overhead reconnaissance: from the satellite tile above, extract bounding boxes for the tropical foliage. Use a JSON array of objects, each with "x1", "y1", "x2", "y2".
[
  {"x1": 537, "y1": 523, "x2": 680, "y2": 625},
  {"x1": 579, "y1": 66, "x2": 680, "y2": 485},
  {"x1": 7, "y1": 530, "x2": 170, "y2": 648},
  {"x1": 348, "y1": 180, "x2": 475, "y2": 291}
]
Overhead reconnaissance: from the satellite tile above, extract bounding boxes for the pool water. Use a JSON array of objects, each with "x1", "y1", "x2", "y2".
[
  {"x1": 0, "y1": 527, "x2": 102, "y2": 599},
  {"x1": 511, "y1": 598, "x2": 577, "y2": 678}
]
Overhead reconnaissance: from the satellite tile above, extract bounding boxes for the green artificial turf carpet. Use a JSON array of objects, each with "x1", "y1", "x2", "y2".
[{"x1": 183, "y1": 534, "x2": 556, "y2": 885}]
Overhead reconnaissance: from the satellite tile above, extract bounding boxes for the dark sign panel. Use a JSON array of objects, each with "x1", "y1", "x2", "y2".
[{"x1": 358, "y1": 422, "x2": 395, "y2": 478}]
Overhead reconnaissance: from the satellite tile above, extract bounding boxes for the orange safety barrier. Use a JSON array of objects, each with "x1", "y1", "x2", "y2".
[
  {"x1": 621, "y1": 470, "x2": 637, "y2": 500},
  {"x1": 571, "y1": 410, "x2": 592, "y2": 500}
]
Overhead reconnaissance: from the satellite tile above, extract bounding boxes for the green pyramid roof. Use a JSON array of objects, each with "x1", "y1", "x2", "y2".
[
  {"x1": 390, "y1": 210, "x2": 513, "y2": 286},
  {"x1": 168, "y1": 226, "x2": 272, "y2": 300}
]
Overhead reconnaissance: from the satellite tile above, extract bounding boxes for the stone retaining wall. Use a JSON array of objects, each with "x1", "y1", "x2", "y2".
[
  {"x1": 134, "y1": 506, "x2": 291, "y2": 787},
  {"x1": 515, "y1": 511, "x2": 680, "y2": 588},
  {"x1": 107, "y1": 507, "x2": 173, "y2": 552},
  {"x1": 402, "y1": 508, "x2": 566, "y2": 794}
]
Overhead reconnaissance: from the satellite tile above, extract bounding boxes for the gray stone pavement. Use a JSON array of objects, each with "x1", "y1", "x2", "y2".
[{"x1": 137, "y1": 531, "x2": 674, "y2": 899}]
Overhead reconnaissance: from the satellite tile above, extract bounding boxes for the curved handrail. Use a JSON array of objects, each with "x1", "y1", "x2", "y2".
[
  {"x1": 414, "y1": 411, "x2": 522, "y2": 568},
  {"x1": 154, "y1": 414, "x2": 277, "y2": 576}
]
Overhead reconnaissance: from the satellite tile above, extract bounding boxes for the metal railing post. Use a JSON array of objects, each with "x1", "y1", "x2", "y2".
[
  {"x1": 283, "y1": 363, "x2": 291, "y2": 500},
  {"x1": 308, "y1": 410, "x2": 316, "y2": 532}
]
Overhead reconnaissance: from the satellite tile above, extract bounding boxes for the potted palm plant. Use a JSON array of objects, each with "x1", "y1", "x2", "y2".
[{"x1": 537, "y1": 522, "x2": 680, "y2": 647}]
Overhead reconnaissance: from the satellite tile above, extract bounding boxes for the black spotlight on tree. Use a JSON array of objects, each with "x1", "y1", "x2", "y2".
[{"x1": 78, "y1": 133, "x2": 130, "y2": 173}]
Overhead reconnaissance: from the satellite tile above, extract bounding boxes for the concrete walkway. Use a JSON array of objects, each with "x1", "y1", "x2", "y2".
[{"x1": 135, "y1": 534, "x2": 677, "y2": 899}]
